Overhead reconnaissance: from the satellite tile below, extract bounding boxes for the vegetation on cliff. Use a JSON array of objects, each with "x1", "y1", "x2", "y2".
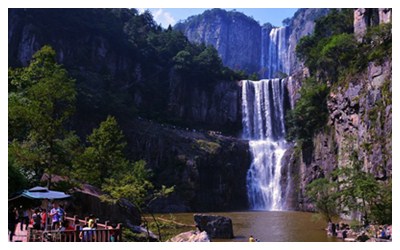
[
  {"x1": 288, "y1": 8, "x2": 392, "y2": 225},
  {"x1": 9, "y1": 9, "x2": 245, "y2": 136}
]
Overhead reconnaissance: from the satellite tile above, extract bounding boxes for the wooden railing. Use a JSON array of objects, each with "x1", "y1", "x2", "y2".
[{"x1": 28, "y1": 216, "x2": 122, "y2": 242}]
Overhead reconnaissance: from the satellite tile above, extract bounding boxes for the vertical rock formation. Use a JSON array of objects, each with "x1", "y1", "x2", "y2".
[
  {"x1": 175, "y1": 9, "x2": 262, "y2": 74},
  {"x1": 291, "y1": 9, "x2": 392, "y2": 212},
  {"x1": 175, "y1": 8, "x2": 329, "y2": 77}
]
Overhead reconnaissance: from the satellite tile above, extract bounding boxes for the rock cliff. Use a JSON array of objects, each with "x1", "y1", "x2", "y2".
[
  {"x1": 175, "y1": 8, "x2": 329, "y2": 77},
  {"x1": 175, "y1": 9, "x2": 261, "y2": 74},
  {"x1": 8, "y1": 9, "x2": 243, "y2": 136},
  {"x1": 289, "y1": 9, "x2": 392, "y2": 211},
  {"x1": 125, "y1": 118, "x2": 251, "y2": 212}
]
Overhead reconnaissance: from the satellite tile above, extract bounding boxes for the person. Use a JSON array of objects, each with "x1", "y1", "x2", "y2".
[
  {"x1": 342, "y1": 228, "x2": 348, "y2": 240},
  {"x1": 58, "y1": 220, "x2": 67, "y2": 231},
  {"x1": 20, "y1": 207, "x2": 30, "y2": 231},
  {"x1": 327, "y1": 220, "x2": 333, "y2": 236},
  {"x1": 72, "y1": 218, "x2": 81, "y2": 230},
  {"x1": 49, "y1": 203, "x2": 61, "y2": 230},
  {"x1": 8, "y1": 207, "x2": 18, "y2": 242},
  {"x1": 249, "y1": 235, "x2": 256, "y2": 242},
  {"x1": 109, "y1": 224, "x2": 117, "y2": 242},
  {"x1": 331, "y1": 222, "x2": 337, "y2": 236},
  {"x1": 80, "y1": 219, "x2": 96, "y2": 242},
  {"x1": 40, "y1": 208, "x2": 47, "y2": 230},
  {"x1": 58, "y1": 204, "x2": 66, "y2": 222},
  {"x1": 32, "y1": 209, "x2": 42, "y2": 230}
]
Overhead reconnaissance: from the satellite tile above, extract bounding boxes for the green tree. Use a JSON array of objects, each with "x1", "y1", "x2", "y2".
[
  {"x1": 285, "y1": 78, "x2": 330, "y2": 143},
  {"x1": 73, "y1": 115, "x2": 128, "y2": 187},
  {"x1": 101, "y1": 160, "x2": 174, "y2": 241},
  {"x1": 9, "y1": 45, "x2": 78, "y2": 187},
  {"x1": 333, "y1": 152, "x2": 385, "y2": 225},
  {"x1": 296, "y1": 9, "x2": 355, "y2": 82},
  {"x1": 306, "y1": 177, "x2": 339, "y2": 222}
]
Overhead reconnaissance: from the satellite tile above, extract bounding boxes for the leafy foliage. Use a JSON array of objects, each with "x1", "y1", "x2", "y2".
[
  {"x1": 9, "y1": 45, "x2": 78, "y2": 186},
  {"x1": 73, "y1": 116, "x2": 129, "y2": 187},
  {"x1": 306, "y1": 178, "x2": 339, "y2": 222},
  {"x1": 285, "y1": 78, "x2": 330, "y2": 143},
  {"x1": 296, "y1": 9, "x2": 355, "y2": 83},
  {"x1": 296, "y1": 9, "x2": 391, "y2": 84},
  {"x1": 307, "y1": 151, "x2": 392, "y2": 225}
]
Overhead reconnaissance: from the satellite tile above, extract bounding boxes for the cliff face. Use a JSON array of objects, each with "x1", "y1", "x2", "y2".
[
  {"x1": 175, "y1": 9, "x2": 261, "y2": 74},
  {"x1": 125, "y1": 118, "x2": 251, "y2": 212},
  {"x1": 8, "y1": 9, "x2": 242, "y2": 135},
  {"x1": 286, "y1": 8, "x2": 330, "y2": 74},
  {"x1": 290, "y1": 9, "x2": 392, "y2": 211},
  {"x1": 175, "y1": 8, "x2": 329, "y2": 77}
]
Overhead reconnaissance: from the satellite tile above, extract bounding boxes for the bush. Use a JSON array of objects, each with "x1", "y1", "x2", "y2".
[{"x1": 285, "y1": 78, "x2": 330, "y2": 143}]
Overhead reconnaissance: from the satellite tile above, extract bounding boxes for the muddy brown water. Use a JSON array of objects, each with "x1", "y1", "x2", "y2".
[{"x1": 157, "y1": 210, "x2": 340, "y2": 242}]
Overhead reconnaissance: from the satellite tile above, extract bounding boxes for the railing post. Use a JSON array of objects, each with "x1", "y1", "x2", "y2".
[
  {"x1": 75, "y1": 225, "x2": 80, "y2": 242},
  {"x1": 117, "y1": 223, "x2": 123, "y2": 242},
  {"x1": 104, "y1": 221, "x2": 110, "y2": 242}
]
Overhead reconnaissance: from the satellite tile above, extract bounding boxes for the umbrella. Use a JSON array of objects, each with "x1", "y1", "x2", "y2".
[
  {"x1": 9, "y1": 186, "x2": 70, "y2": 201},
  {"x1": 9, "y1": 186, "x2": 71, "y2": 233}
]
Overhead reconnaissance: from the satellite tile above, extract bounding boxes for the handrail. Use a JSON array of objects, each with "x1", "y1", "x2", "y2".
[{"x1": 28, "y1": 215, "x2": 122, "y2": 242}]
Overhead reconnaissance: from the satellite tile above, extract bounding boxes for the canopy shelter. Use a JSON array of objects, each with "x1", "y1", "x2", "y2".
[{"x1": 9, "y1": 186, "x2": 71, "y2": 201}]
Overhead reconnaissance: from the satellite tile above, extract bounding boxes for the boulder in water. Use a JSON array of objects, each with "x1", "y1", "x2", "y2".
[{"x1": 193, "y1": 214, "x2": 234, "y2": 239}]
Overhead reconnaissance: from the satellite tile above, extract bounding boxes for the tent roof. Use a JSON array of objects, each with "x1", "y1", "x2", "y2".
[{"x1": 9, "y1": 186, "x2": 70, "y2": 201}]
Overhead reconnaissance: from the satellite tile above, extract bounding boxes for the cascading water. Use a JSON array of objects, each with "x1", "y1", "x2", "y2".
[
  {"x1": 242, "y1": 79, "x2": 290, "y2": 211},
  {"x1": 265, "y1": 27, "x2": 290, "y2": 79}
]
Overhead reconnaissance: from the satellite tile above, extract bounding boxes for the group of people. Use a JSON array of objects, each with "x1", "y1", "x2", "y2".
[
  {"x1": 8, "y1": 202, "x2": 119, "y2": 242},
  {"x1": 327, "y1": 221, "x2": 350, "y2": 239},
  {"x1": 327, "y1": 220, "x2": 392, "y2": 241},
  {"x1": 8, "y1": 203, "x2": 68, "y2": 241}
]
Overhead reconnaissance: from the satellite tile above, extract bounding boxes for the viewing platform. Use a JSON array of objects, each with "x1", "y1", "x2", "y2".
[{"x1": 10, "y1": 216, "x2": 122, "y2": 242}]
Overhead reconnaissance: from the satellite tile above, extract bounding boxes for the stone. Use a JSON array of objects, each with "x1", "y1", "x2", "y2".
[
  {"x1": 194, "y1": 214, "x2": 234, "y2": 239},
  {"x1": 168, "y1": 230, "x2": 210, "y2": 242}
]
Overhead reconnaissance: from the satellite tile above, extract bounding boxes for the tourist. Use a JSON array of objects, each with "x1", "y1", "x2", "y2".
[
  {"x1": 40, "y1": 208, "x2": 47, "y2": 230},
  {"x1": 342, "y1": 228, "x2": 348, "y2": 240},
  {"x1": 109, "y1": 224, "x2": 117, "y2": 242},
  {"x1": 79, "y1": 219, "x2": 96, "y2": 242},
  {"x1": 49, "y1": 203, "x2": 61, "y2": 230},
  {"x1": 58, "y1": 204, "x2": 66, "y2": 222},
  {"x1": 72, "y1": 218, "x2": 81, "y2": 230},
  {"x1": 32, "y1": 209, "x2": 42, "y2": 230},
  {"x1": 327, "y1": 221, "x2": 333, "y2": 236},
  {"x1": 249, "y1": 235, "x2": 256, "y2": 242},
  {"x1": 331, "y1": 222, "x2": 337, "y2": 236},
  {"x1": 8, "y1": 207, "x2": 18, "y2": 242},
  {"x1": 20, "y1": 206, "x2": 30, "y2": 231},
  {"x1": 58, "y1": 220, "x2": 67, "y2": 231}
]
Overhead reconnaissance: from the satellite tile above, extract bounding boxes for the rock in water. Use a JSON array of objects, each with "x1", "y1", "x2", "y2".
[
  {"x1": 193, "y1": 214, "x2": 234, "y2": 239},
  {"x1": 169, "y1": 230, "x2": 210, "y2": 242}
]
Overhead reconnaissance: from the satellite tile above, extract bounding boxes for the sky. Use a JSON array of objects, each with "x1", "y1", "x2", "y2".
[{"x1": 141, "y1": 8, "x2": 299, "y2": 28}]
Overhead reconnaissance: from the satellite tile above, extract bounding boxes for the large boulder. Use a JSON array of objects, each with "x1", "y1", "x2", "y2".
[
  {"x1": 193, "y1": 214, "x2": 234, "y2": 239},
  {"x1": 168, "y1": 230, "x2": 210, "y2": 242}
]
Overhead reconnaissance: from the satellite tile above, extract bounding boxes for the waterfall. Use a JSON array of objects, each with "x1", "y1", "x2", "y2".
[
  {"x1": 242, "y1": 79, "x2": 290, "y2": 211},
  {"x1": 266, "y1": 27, "x2": 289, "y2": 79}
]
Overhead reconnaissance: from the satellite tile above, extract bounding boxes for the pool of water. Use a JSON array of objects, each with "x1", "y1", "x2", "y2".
[{"x1": 158, "y1": 210, "x2": 340, "y2": 242}]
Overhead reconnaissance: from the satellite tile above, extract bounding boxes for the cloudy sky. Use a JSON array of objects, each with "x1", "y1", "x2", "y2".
[{"x1": 139, "y1": 8, "x2": 298, "y2": 28}]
